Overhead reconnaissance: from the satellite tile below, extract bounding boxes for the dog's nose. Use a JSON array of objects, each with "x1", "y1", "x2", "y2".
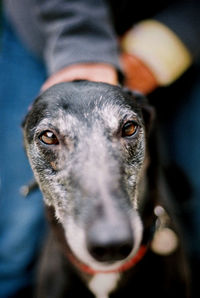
[{"x1": 86, "y1": 219, "x2": 134, "y2": 263}]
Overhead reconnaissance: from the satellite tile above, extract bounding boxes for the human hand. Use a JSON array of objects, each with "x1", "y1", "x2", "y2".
[
  {"x1": 41, "y1": 63, "x2": 118, "y2": 91},
  {"x1": 120, "y1": 52, "x2": 159, "y2": 95}
]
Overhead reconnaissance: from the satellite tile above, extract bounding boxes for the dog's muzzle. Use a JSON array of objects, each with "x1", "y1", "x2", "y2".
[{"x1": 86, "y1": 214, "x2": 134, "y2": 263}]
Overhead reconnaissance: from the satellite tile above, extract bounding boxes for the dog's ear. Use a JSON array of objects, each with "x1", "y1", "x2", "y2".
[{"x1": 122, "y1": 87, "x2": 155, "y2": 135}]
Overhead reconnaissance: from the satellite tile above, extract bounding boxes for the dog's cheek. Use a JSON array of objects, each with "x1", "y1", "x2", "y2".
[
  {"x1": 43, "y1": 171, "x2": 79, "y2": 223},
  {"x1": 123, "y1": 141, "x2": 146, "y2": 196},
  {"x1": 130, "y1": 210, "x2": 144, "y2": 253},
  {"x1": 122, "y1": 128, "x2": 146, "y2": 163},
  {"x1": 37, "y1": 145, "x2": 59, "y2": 171},
  {"x1": 25, "y1": 142, "x2": 61, "y2": 208},
  {"x1": 63, "y1": 216, "x2": 91, "y2": 264}
]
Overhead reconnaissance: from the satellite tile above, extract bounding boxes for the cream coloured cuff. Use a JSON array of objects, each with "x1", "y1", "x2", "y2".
[{"x1": 121, "y1": 20, "x2": 192, "y2": 85}]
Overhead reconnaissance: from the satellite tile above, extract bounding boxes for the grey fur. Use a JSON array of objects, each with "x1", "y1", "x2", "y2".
[{"x1": 23, "y1": 81, "x2": 190, "y2": 298}]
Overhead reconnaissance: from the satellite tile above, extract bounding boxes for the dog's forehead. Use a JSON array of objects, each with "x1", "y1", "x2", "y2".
[
  {"x1": 37, "y1": 101, "x2": 137, "y2": 140},
  {"x1": 26, "y1": 81, "x2": 145, "y2": 140},
  {"x1": 39, "y1": 82, "x2": 141, "y2": 129},
  {"x1": 44, "y1": 100, "x2": 138, "y2": 137},
  {"x1": 92, "y1": 100, "x2": 137, "y2": 129}
]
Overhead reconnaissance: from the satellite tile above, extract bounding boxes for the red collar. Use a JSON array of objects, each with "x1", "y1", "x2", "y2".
[{"x1": 66, "y1": 245, "x2": 147, "y2": 275}]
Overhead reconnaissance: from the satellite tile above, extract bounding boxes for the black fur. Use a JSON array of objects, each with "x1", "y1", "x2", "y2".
[{"x1": 23, "y1": 81, "x2": 190, "y2": 298}]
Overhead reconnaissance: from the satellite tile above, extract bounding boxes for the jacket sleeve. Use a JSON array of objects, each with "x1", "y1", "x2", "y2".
[{"x1": 35, "y1": 0, "x2": 120, "y2": 75}]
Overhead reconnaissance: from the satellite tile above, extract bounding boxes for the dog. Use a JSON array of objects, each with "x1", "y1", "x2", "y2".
[{"x1": 23, "y1": 81, "x2": 190, "y2": 298}]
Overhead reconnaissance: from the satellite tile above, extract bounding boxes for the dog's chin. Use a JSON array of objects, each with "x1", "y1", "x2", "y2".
[{"x1": 64, "y1": 215, "x2": 143, "y2": 273}]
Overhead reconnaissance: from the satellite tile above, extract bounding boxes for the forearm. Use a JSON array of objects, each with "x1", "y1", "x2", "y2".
[{"x1": 120, "y1": 0, "x2": 200, "y2": 93}]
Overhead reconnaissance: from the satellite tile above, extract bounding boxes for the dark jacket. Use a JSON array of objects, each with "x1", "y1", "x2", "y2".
[{"x1": 3, "y1": 0, "x2": 200, "y2": 75}]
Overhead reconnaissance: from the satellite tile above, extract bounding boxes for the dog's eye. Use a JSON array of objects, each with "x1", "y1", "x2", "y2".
[
  {"x1": 39, "y1": 131, "x2": 59, "y2": 145},
  {"x1": 122, "y1": 121, "x2": 138, "y2": 137}
]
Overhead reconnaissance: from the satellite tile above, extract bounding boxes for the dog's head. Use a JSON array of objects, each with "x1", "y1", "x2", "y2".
[{"x1": 23, "y1": 81, "x2": 154, "y2": 273}]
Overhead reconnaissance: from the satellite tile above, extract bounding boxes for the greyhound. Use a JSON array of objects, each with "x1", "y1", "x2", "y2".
[{"x1": 23, "y1": 81, "x2": 190, "y2": 298}]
